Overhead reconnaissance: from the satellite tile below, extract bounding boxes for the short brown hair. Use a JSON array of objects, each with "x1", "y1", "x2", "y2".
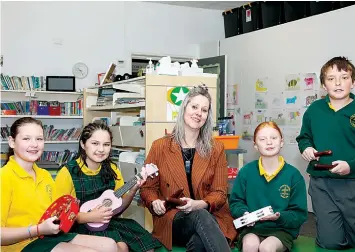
[{"x1": 320, "y1": 56, "x2": 355, "y2": 85}]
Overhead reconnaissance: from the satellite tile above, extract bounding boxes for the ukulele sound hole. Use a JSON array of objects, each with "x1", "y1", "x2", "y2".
[{"x1": 102, "y1": 199, "x2": 113, "y2": 207}]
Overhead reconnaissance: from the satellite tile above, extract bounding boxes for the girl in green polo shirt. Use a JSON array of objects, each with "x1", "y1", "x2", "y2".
[
  {"x1": 1, "y1": 117, "x2": 118, "y2": 252},
  {"x1": 229, "y1": 121, "x2": 308, "y2": 252}
]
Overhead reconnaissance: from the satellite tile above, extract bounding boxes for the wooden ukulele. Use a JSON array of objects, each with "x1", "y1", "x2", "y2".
[
  {"x1": 314, "y1": 150, "x2": 332, "y2": 157},
  {"x1": 314, "y1": 150, "x2": 337, "y2": 170},
  {"x1": 80, "y1": 164, "x2": 159, "y2": 231},
  {"x1": 38, "y1": 195, "x2": 80, "y2": 238},
  {"x1": 164, "y1": 188, "x2": 187, "y2": 211}
]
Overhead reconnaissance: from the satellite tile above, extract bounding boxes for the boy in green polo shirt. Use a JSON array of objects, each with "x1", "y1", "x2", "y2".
[{"x1": 296, "y1": 56, "x2": 355, "y2": 249}]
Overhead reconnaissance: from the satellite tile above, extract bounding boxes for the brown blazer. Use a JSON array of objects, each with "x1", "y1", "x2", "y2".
[{"x1": 140, "y1": 136, "x2": 237, "y2": 250}]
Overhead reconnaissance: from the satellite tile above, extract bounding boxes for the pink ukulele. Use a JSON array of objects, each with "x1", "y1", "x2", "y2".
[{"x1": 80, "y1": 164, "x2": 159, "y2": 231}]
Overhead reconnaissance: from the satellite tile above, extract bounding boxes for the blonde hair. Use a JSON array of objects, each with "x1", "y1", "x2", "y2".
[{"x1": 171, "y1": 84, "x2": 213, "y2": 158}]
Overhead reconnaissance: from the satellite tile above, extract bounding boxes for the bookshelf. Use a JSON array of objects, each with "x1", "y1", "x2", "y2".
[
  {"x1": 0, "y1": 115, "x2": 83, "y2": 119},
  {"x1": 0, "y1": 140, "x2": 79, "y2": 144},
  {"x1": 0, "y1": 89, "x2": 83, "y2": 174},
  {"x1": 84, "y1": 74, "x2": 218, "y2": 231}
]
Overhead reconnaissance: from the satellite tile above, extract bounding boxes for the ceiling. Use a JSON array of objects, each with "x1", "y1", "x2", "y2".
[{"x1": 150, "y1": 1, "x2": 250, "y2": 11}]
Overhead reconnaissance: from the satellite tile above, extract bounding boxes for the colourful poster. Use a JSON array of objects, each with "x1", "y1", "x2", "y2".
[
  {"x1": 255, "y1": 78, "x2": 269, "y2": 92},
  {"x1": 286, "y1": 109, "x2": 302, "y2": 126},
  {"x1": 166, "y1": 86, "x2": 190, "y2": 121},
  {"x1": 227, "y1": 84, "x2": 239, "y2": 105},
  {"x1": 301, "y1": 73, "x2": 317, "y2": 91},
  {"x1": 242, "y1": 126, "x2": 254, "y2": 141},
  {"x1": 285, "y1": 74, "x2": 301, "y2": 91}
]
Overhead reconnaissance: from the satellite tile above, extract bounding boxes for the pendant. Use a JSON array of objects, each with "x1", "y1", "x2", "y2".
[{"x1": 185, "y1": 160, "x2": 191, "y2": 173}]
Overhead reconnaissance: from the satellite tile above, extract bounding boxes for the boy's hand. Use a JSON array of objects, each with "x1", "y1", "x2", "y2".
[
  {"x1": 302, "y1": 147, "x2": 319, "y2": 162},
  {"x1": 330, "y1": 161, "x2": 350, "y2": 175}
]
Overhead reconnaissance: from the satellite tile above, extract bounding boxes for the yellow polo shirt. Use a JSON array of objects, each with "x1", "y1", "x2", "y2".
[
  {"x1": 1, "y1": 156, "x2": 57, "y2": 252},
  {"x1": 259, "y1": 156, "x2": 285, "y2": 182},
  {"x1": 55, "y1": 158, "x2": 124, "y2": 198}
]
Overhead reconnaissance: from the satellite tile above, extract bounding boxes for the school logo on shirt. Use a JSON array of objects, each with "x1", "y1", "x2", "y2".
[
  {"x1": 46, "y1": 185, "x2": 53, "y2": 201},
  {"x1": 350, "y1": 114, "x2": 355, "y2": 128},
  {"x1": 279, "y1": 184, "x2": 290, "y2": 199}
]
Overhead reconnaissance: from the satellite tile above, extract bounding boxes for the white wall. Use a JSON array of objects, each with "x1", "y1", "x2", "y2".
[
  {"x1": 1, "y1": 1, "x2": 224, "y2": 89},
  {"x1": 198, "y1": 40, "x2": 220, "y2": 58},
  {"x1": 218, "y1": 6, "x2": 355, "y2": 211}
]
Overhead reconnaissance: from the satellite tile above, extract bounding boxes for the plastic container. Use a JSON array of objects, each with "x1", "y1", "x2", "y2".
[
  {"x1": 260, "y1": 1, "x2": 284, "y2": 29},
  {"x1": 339, "y1": 1, "x2": 355, "y2": 8},
  {"x1": 284, "y1": 1, "x2": 308, "y2": 23},
  {"x1": 309, "y1": 1, "x2": 337, "y2": 16},
  {"x1": 214, "y1": 135, "x2": 240, "y2": 150},
  {"x1": 146, "y1": 58, "x2": 154, "y2": 75},
  {"x1": 241, "y1": 2, "x2": 262, "y2": 34},
  {"x1": 223, "y1": 7, "x2": 243, "y2": 38}
]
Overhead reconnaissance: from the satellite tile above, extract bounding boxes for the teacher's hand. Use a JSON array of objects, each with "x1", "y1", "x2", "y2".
[{"x1": 152, "y1": 199, "x2": 166, "y2": 216}]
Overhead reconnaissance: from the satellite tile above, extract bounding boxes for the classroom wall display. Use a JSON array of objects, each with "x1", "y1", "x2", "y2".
[
  {"x1": 219, "y1": 7, "x2": 355, "y2": 213},
  {"x1": 231, "y1": 73, "x2": 320, "y2": 144}
]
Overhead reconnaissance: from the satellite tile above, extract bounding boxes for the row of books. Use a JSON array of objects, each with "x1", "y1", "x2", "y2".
[
  {"x1": 1, "y1": 125, "x2": 81, "y2": 141},
  {"x1": 1, "y1": 74, "x2": 45, "y2": 90},
  {"x1": 115, "y1": 98, "x2": 145, "y2": 105},
  {"x1": 1, "y1": 100, "x2": 83, "y2": 116},
  {"x1": 39, "y1": 150, "x2": 77, "y2": 165},
  {"x1": 43, "y1": 126, "x2": 81, "y2": 141}
]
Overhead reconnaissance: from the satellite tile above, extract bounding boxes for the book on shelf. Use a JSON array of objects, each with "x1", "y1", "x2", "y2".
[
  {"x1": 1, "y1": 100, "x2": 82, "y2": 116},
  {"x1": 1, "y1": 125, "x2": 82, "y2": 142},
  {"x1": 0, "y1": 74, "x2": 45, "y2": 91},
  {"x1": 43, "y1": 126, "x2": 82, "y2": 141},
  {"x1": 39, "y1": 150, "x2": 77, "y2": 165}
]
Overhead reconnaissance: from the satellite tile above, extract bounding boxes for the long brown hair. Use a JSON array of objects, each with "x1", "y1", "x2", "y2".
[
  {"x1": 4, "y1": 117, "x2": 43, "y2": 165},
  {"x1": 74, "y1": 122, "x2": 117, "y2": 184}
]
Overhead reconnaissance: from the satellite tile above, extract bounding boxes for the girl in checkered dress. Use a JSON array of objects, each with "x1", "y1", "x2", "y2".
[{"x1": 55, "y1": 122, "x2": 161, "y2": 252}]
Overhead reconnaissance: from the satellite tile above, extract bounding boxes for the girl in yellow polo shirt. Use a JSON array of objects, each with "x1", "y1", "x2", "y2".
[
  {"x1": 1, "y1": 117, "x2": 118, "y2": 252},
  {"x1": 55, "y1": 122, "x2": 161, "y2": 252},
  {"x1": 229, "y1": 121, "x2": 308, "y2": 252}
]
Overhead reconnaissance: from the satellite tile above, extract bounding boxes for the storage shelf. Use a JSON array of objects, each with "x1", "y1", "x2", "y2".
[
  {"x1": 1, "y1": 90, "x2": 82, "y2": 95},
  {"x1": 87, "y1": 76, "x2": 146, "y2": 89},
  {"x1": 0, "y1": 140, "x2": 79, "y2": 144},
  {"x1": 0, "y1": 115, "x2": 83, "y2": 119},
  {"x1": 87, "y1": 102, "x2": 145, "y2": 111},
  {"x1": 44, "y1": 140, "x2": 79, "y2": 144}
]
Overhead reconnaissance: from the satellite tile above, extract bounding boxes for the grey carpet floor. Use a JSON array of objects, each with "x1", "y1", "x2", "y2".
[{"x1": 299, "y1": 212, "x2": 317, "y2": 238}]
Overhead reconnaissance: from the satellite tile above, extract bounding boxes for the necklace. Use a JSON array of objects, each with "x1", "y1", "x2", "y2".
[{"x1": 182, "y1": 148, "x2": 195, "y2": 173}]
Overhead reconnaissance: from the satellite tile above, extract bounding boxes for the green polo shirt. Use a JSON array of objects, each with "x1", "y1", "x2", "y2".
[{"x1": 296, "y1": 93, "x2": 355, "y2": 178}]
